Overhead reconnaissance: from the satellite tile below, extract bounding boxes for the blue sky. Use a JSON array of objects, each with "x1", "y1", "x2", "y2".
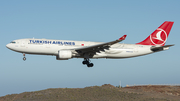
[{"x1": 0, "y1": 0, "x2": 180, "y2": 96}]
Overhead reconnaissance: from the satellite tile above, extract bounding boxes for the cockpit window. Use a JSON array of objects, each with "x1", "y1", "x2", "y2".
[{"x1": 10, "y1": 41, "x2": 16, "y2": 44}]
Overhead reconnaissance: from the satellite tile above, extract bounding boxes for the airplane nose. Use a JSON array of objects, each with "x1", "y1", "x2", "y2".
[
  {"x1": 6, "y1": 44, "x2": 10, "y2": 49},
  {"x1": 6, "y1": 44, "x2": 9, "y2": 48}
]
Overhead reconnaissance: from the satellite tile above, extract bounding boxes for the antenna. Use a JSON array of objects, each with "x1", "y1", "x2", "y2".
[{"x1": 120, "y1": 81, "x2": 121, "y2": 88}]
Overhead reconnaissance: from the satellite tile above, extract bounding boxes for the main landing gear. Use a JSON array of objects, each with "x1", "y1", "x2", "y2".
[
  {"x1": 82, "y1": 59, "x2": 94, "y2": 67},
  {"x1": 23, "y1": 53, "x2": 26, "y2": 61}
]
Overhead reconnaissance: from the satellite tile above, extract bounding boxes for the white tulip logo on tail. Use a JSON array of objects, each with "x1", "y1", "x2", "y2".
[
  {"x1": 150, "y1": 28, "x2": 167, "y2": 46},
  {"x1": 153, "y1": 30, "x2": 164, "y2": 41}
]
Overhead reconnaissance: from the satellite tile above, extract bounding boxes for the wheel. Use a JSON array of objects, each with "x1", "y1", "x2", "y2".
[
  {"x1": 90, "y1": 63, "x2": 94, "y2": 67},
  {"x1": 87, "y1": 64, "x2": 91, "y2": 67},
  {"x1": 82, "y1": 61, "x2": 88, "y2": 65},
  {"x1": 23, "y1": 57, "x2": 26, "y2": 61},
  {"x1": 87, "y1": 63, "x2": 94, "y2": 67},
  {"x1": 82, "y1": 61, "x2": 86, "y2": 64}
]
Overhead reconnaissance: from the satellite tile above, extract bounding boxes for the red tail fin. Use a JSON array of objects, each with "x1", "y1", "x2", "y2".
[{"x1": 136, "y1": 21, "x2": 174, "y2": 46}]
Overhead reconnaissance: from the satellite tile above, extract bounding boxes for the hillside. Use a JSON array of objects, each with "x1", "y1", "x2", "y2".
[{"x1": 0, "y1": 84, "x2": 180, "y2": 101}]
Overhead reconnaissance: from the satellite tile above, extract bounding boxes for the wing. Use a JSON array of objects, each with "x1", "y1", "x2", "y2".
[{"x1": 74, "y1": 35, "x2": 127, "y2": 53}]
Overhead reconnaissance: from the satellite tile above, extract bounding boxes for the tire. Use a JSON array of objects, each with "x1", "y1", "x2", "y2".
[
  {"x1": 90, "y1": 63, "x2": 94, "y2": 67},
  {"x1": 82, "y1": 61, "x2": 88, "y2": 65},
  {"x1": 87, "y1": 63, "x2": 93, "y2": 67},
  {"x1": 23, "y1": 57, "x2": 26, "y2": 61}
]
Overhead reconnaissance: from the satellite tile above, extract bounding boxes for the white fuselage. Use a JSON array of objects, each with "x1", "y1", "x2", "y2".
[{"x1": 6, "y1": 38, "x2": 155, "y2": 59}]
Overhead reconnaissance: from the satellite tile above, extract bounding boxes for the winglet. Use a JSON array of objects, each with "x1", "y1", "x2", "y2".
[{"x1": 119, "y1": 35, "x2": 127, "y2": 40}]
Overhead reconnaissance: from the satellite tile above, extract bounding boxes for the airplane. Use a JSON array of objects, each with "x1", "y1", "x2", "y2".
[{"x1": 6, "y1": 21, "x2": 174, "y2": 67}]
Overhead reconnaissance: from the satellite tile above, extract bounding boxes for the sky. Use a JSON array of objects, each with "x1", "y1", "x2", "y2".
[{"x1": 0, "y1": 0, "x2": 180, "y2": 97}]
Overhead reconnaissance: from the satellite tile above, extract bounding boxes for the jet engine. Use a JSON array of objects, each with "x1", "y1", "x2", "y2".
[{"x1": 56, "y1": 50, "x2": 72, "y2": 60}]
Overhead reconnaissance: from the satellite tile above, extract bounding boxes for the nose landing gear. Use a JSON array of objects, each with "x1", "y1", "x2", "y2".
[{"x1": 23, "y1": 53, "x2": 26, "y2": 61}]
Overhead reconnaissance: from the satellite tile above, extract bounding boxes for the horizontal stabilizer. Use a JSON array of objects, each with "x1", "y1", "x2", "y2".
[{"x1": 151, "y1": 44, "x2": 174, "y2": 52}]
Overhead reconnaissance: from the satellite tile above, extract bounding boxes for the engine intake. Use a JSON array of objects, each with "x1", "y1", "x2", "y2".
[{"x1": 56, "y1": 50, "x2": 72, "y2": 60}]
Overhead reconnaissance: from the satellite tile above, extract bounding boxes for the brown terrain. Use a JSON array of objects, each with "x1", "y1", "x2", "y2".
[{"x1": 0, "y1": 84, "x2": 180, "y2": 101}]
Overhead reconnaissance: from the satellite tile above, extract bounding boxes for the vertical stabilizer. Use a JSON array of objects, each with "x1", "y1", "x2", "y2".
[{"x1": 136, "y1": 21, "x2": 174, "y2": 46}]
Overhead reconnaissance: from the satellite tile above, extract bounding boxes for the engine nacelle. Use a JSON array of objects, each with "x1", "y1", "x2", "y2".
[{"x1": 56, "y1": 50, "x2": 72, "y2": 60}]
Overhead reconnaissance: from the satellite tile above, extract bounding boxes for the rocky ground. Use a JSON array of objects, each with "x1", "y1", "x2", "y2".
[{"x1": 0, "y1": 84, "x2": 180, "y2": 101}]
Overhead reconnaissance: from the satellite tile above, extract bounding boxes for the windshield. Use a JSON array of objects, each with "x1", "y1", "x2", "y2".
[{"x1": 10, "y1": 41, "x2": 16, "y2": 44}]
